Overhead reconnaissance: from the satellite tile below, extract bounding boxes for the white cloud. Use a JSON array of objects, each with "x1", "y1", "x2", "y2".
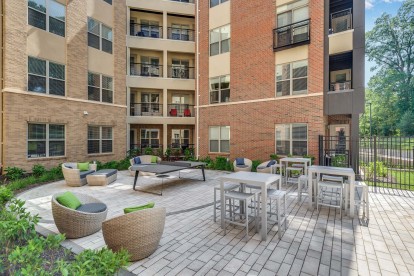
[{"x1": 366, "y1": 0, "x2": 374, "y2": 9}]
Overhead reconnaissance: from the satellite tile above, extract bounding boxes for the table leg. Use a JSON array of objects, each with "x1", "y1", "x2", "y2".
[
  {"x1": 133, "y1": 171, "x2": 140, "y2": 190},
  {"x1": 308, "y1": 172, "x2": 313, "y2": 210},
  {"x1": 349, "y1": 175, "x2": 355, "y2": 218},
  {"x1": 261, "y1": 184, "x2": 267, "y2": 241},
  {"x1": 201, "y1": 165, "x2": 206, "y2": 181},
  {"x1": 220, "y1": 180, "x2": 225, "y2": 229}
]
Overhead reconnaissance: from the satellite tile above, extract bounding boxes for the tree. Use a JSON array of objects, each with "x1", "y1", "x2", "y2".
[
  {"x1": 398, "y1": 110, "x2": 414, "y2": 136},
  {"x1": 365, "y1": 0, "x2": 414, "y2": 135}
]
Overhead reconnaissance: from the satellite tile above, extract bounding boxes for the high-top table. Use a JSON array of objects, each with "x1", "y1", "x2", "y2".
[
  {"x1": 219, "y1": 171, "x2": 281, "y2": 241},
  {"x1": 307, "y1": 166, "x2": 355, "y2": 218},
  {"x1": 280, "y1": 157, "x2": 312, "y2": 183}
]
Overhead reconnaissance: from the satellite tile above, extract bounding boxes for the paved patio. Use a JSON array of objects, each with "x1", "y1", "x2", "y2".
[{"x1": 18, "y1": 169, "x2": 414, "y2": 276}]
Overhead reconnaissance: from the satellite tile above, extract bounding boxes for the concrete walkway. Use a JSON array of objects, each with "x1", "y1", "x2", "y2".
[{"x1": 18, "y1": 169, "x2": 414, "y2": 275}]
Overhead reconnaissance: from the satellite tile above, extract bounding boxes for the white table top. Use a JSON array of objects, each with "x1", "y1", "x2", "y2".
[
  {"x1": 308, "y1": 165, "x2": 355, "y2": 176},
  {"x1": 219, "y1": 171, "x2": 280, "y2": 185},
  {"x1": 280, "y1": 157, "x2": 311, "y2": 163}
]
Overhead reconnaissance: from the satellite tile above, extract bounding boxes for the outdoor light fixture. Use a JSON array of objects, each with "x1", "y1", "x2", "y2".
[{"x1": 83, "y1": 111, "x2": 89, "y2": 116}]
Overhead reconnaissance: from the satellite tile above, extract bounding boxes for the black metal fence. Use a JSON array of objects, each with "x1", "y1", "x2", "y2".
[{"x1": 318, "y1": 135, "x2": 351, "y2": 168}]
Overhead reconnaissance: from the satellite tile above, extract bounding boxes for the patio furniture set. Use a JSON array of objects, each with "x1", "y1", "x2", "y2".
[{"x1": 62, "y1": 163, "x2": 118, "y2": 187}]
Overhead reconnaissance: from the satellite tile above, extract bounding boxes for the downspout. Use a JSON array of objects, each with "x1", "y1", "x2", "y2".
[
  {"x1": 1, "y1": 0, "x2": 4, "y2": 173},
  {"x1": 195, "y1": 0, "x2": 200, "y2": 159}
]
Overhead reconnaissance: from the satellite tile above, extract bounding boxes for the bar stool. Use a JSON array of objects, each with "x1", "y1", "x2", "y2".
[
  {"x1": 213, "y1": 183, "x2": 240, "y2": 222},
  {"x1": 267, "y1": 189, "x2": 287, "y2": 238},
  {"x1": 286, "y1": 164, "x2": 303, "y2": 185},
  {"x1": 317, "y1": 180, "x2": 344, "y2": 216},
  {"x1": 355, "y1": 181, "x2": 369, "y2": 223},
  {"x1": 223, "y1": 191, "x2": 258, "y2": 240}
]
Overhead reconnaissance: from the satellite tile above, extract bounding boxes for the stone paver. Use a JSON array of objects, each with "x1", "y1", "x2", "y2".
[{"x1": 18, "y1": 170, "x2": 414, "y2": 275}]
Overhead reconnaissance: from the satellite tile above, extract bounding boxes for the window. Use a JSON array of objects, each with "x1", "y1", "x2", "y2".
[
  {"x1": 28, "y1": 56, "x2": 65, "y2": 96},
  {"x1": 88, "y1": 72, "x2": 113, "y2": 103},
  {"x1": 275, "y1": 123, "x2": 307, "y2": 156},
  {"x1": 28, "y1": 123, "x2": 65, "y2": 158},
  {"x1": 103, "y1": 0, "x2": 112, "y2": 4},
  {"x1": 88, "y1": 126, "x2": 113, "y2": 154},
  {"x1": 209, "y1": 126, "x2": 230, "y2": 153},
  {"x1": 28, "y1": 0, "x2": 66, "y2": 37},
  {"x1": 210, "y1": 25, "x2": 230, "y2": 56},
  {"x1": 88, "y1": 17, "x2": 113, "y2": 54},
  {"x1": 277, "y1": 0, "x2": 308, "y2": 27},
  {"x1": 140, "y1": 129, "x2": 160, "y2": 148},
  {"x1": 210, "y1": 75, "x2": 230, "y2": 104},
  {"x1": 276, "y1": 60, "x2": 308, "y2": 96},
  {"x1": 171, "y1": 59, "x2": 190, "y2": 79},
  {"x1": 139, "y1": 20, "x2": 160, "y2": 38},
  {"x1": 171, "y1": 129, "x2": 190, "y2": 147},
  {"x1": 210, "y1": 0, "x2": 228, "y2": 8}
]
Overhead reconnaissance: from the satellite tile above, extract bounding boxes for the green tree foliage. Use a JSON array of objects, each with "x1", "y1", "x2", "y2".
[
  {"x1": 364, "y1": 1, "x2": 414, "y2": 136},
  {"x1": 398, "y1": 110, "x2": 414, "y2": 136}
]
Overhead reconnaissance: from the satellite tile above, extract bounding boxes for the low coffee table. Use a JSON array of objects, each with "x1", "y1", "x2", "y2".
[{"x1": 87, "y1": 169, "x2": 118, "y2": 186}]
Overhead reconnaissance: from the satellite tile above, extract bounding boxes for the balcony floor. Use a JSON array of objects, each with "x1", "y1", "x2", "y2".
[{"x1": 18, "y1": 170, "x2": 414, "y2": 275}]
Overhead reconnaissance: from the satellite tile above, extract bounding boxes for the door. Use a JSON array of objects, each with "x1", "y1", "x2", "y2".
[
  {"x1": 171, "y1": 59, "x2": 190, "y2": 79},
  {"x1": 141, "y1": 93, "x2": 160, "y2": 114},
  {"x1": 329, "y1": 124, "x2": 350, "y2": 151}
]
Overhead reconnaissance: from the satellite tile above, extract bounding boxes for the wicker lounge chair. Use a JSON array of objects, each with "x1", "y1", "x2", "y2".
[
  {"x1": 128, "y1": 155, "x2": 162, "y2": 176},
  {"x1": 62, "y1": 163, "x2": 97, "y2": 187},
  {"x1": 102, "y1": 207, "x2": 166, "y2": 261},
  {"x1": 51, "y1": 193, "x2": 108, "y2": 239},
  {"x1": 233, "y1": 158, "x2": 253, "y2": 172},
  {"x1": 256, "y1": 160, "x2": 278, "y2": 174}
]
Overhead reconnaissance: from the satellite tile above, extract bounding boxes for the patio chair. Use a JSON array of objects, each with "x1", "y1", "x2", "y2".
[
  {"x1": 169, "y1": 109, "x2": 177, "y2": 116},
  {"x1": 102, "y1": 207, "x2": 166, "y2": 261},
  {"x1": 233, "y1": 158, "x2": 252, "y2": 172},
  {"x1": 256, "y1": 160, "x2": 277, "y2": 174},
  {"x1": 51, "y1": 193, "x2": 108, "y2": 239},
  {"x1": 183, "y1": 108, "x2": 191, "y2": 117},
  {"x1": 62, "y1": 163, "x2": 97, "y2": 187},
  {"x1": 128, "y1": 155, "x2": 161, "y2": 176}
]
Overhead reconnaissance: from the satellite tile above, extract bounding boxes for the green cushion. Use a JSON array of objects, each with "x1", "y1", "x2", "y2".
[
  {"x1": 151, "y1": 156, "x2": 157, "y2": 163},
  {"x1": 56, "y1": 191, "x2": 82, "y2": 210},
  {"x1": 124, "y1": 202, "x2": 155, "y2": 214},
  {"x1": 77, "y1": 162, "x2": 89, "y2": 171}
]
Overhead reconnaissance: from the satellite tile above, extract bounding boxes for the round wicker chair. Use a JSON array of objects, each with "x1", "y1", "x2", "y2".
[
  {"x1": 51, "y1": 193, "x2": 108, "y2": 239},
  {"x1": 233, "y1": 158, "x2": 253, "y2": 172},
  {"x1": 102, "y1": 207, "x2": 166, "y2": 261}
]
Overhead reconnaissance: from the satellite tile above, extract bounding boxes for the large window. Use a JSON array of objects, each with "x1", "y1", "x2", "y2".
[
  {"x1": 88, "y1": 126, "x2": 113, "y2": 154},
  {"x1": 88, "y1": 17, "x2": 113, "y2": 54},
  {"x1": 277, "y1": 0, "x2": 309, "y2": 27},
  {"x1": 276, "y1": 60, "x2": 308, "y2": 96},
  {"x1": 88, "y1": 72, "x2": 113, "y2": 103},
  {"x1": 171, "y1": 129, "x2": 190, "y2": 147},
  {"x1": 140, "y1": 129, "x2": 160, "y2": 148},
  {"x1": 210, "y1": 0, "x2": 228, "y2": 8},
  {"x1": 28, "y1": 123, "x2": 65, "y2": 158},
  {"x1": 210, "y1": 75, "x2": 230, "y2": 104},
  {"x1": 209, "y1": 126, "x2": 230, "y2": 153},
  {"x1": 210, "y1": 25, "x2": 230, "y2": 56},
  {"x1": 275, "y1": 123, "x2": 307, "y2": 156},
  {"x1": 28, "y1": 56, "x2": 65, "y2": 96},
  {"x1": 28, "y1": 0, "x2": 66, "y2": 37}
]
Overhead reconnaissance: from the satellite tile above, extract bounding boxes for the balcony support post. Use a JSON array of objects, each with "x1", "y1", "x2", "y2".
[
  {"x1": 163, "y1": 50, "x2": 168, "y2": 78},
  {"x1": 163, "y1": 123, "x2": 168, "y2": 156},
  {"x1": 163, "y1": 12, "x2": 168, "y2": 40},
  {"x1": 163, "y1": 88, "x2": 168, "y2": 117}
]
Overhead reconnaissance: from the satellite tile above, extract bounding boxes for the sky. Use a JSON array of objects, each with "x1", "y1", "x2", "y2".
[{"x1": 365, "y1": 0, "x2": 404, "y2": 85}]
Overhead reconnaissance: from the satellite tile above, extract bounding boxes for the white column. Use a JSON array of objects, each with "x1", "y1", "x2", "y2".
[
  {"x1": 163, "y1": 88, "x2": 168, "y2": 117},
  {"x1": 163, "y1": 123, "x2": 168, "y2": 154},
  {"x1": 126, "y1": 47, "x2": 131, "y2": 75},
  {"x1": 127, "y1": 7, "x2": 131, "y2": 36},
  {"x1": 163, "y1": 11, "x2": 168, "y2": 39},
  {"x1": 126, "y1": 123, "x2": 131, "y2": 152},
  {"x1": 163, "y1": 49, "x2": 168, "y2": 78}
]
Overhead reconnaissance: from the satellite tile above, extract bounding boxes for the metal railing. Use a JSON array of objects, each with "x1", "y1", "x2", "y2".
[
  {"x1": 129, "y1": 24, "x2": 163, "y2": 38},
  {"x1": 167, "y1": 27, "x2": 195, "y2": 41},
  {"x1": 129, "y1": 143, "x2": 163, "y2": 151},
  {"x1": 170, "y1": 0, "x2": 195, "y2": 3},
  {"x1": 167, "y1": 104, "x2": 195, "y2": 117},
  {"x1": 130, "y1": 63, "x2": 163, "y2": 77},
  {"x1": 330, "y1": 9, "x2": 352, "y2": 34},
  {"x1": 318, "y1": 135, "x2": 351, "y2": 168},
  {"x1": 330, "y1": 80, "x2": 352, "y2": 91},
  {"x1": 130, "y1": 103, "x2": 163, "y2": 116},
  {"x1": 167, "y1": 65, "x2": 195, "y2": 79},
  {"x1": 273, "y1": 19, "x2": 310, "y2": 50}
]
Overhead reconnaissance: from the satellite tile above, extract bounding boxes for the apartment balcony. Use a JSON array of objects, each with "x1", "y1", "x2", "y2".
[
  {"x1": 130, "y1": 103, "x2": 163, "y2": 116},
  {"x1": 167, "y1": 27, "x2": 195, "y2": 42},
  {"x1": 126, "y1": 0, "x2": 195, "y2": 16},
  {"x1": 330, "y1": 80, "x2": 352, "y2": 92},
  {"x1": 130, "y1": 24, "x2": 163, "y2": 38},
  {"x1": 167, "y1": 66, "x2": 195, "y2": 79},
  {"x1": 330, "y1": 9, "x2": 352, "y2": 34},
  {"x1": 130, "y1": 63, "x2": 163, "y2": 77},
  {"x1": 273, "y1": 19, "x2": 310, "y2": 51},
  {"x1": 167, "y1": 104, "x2": 195, "y2": 117},
  {"x1": 329, "y1": 8, "x2": 354, "y2": 55},
  {"x1": 170, "y1": 0, "x2": 194, "y2": 3}
]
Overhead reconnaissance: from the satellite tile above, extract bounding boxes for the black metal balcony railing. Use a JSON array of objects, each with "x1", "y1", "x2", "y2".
[
  {"x1": 167, "y1": 65, "x2": 195, "y2": 79},
  {"x1": 130, "y1": 63, "x2": 163, "y2": 77},
  {"x1": 167, "y1": 104, "x2": 195, "y2": 117},
  {"x1": 330, "y1": 9, "x2": 352, "y2": 34},
  {"x1": 273, "y1": 19, "x2": 310, "y2": 50},
  {"x1": 130, "y1": 103, "x2": 163, "y2": 116},
  {"x1": 130, "y1": 143, "x2": 162, "y2": 150},
  {"x1": 167, "y1": 27, "x2": 195, "y2": 41},
  {"x1": 130, "y1": 24, "x2": 163, "y2": 38},
  {"x1": 170, "y1": 0, "x2": 195, "y2": 3},
  {"x1": 330, "y1": 80, "x2": 352, "y2": 91}
]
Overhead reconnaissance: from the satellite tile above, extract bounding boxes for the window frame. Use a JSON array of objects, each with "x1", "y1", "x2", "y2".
[
  {"x1": 27, "y1": 123, "x2": 65, "y2": 158},
  {"x1": 87, "y1": 17, "x2": 113, "y2": 54},
  {"x1": 140, "y1": 129, "x2": 160, "y2": 148},
  {"x1": 275, "y1": 123, "x2": 308, "y2": 156},
  {"x1": 209, "y1": 24, "x2": 231, "y2": 56},
  {"x1": 210, "y1": 0, "x2": 229, "y2": 8},
  {"x1": 28, "y1": 56, "x2": 65, "y2": 96},
  {"x1": 27, "y1": 0, "x2": 66, "y2": 37},
  {"x1": 171, "y1": 129, "x2": 190, "y2": 147},
  {"x1": 87, "y1": 126, "x2": 113, "y2": 154},
  {"x1": 276, "y1": 59, "x2": 308, "y2": 97},
  {"x1": 209, "y1": 126, "x2": 230, "y2": 153},
  {"x1": 209, "y1": 75, "x2": 230, "y2": 104},
  {"x1": 87, "y1": 71, "x2": 113, "y2": 103}
]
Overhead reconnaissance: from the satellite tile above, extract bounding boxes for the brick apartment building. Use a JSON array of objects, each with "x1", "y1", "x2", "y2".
[{"x1": 0, "y1": 0, "x2": 364, "y2": 171}]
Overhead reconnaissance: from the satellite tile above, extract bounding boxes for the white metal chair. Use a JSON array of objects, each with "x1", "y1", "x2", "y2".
[
  {"x1": 213, "y1": 183, "x2": 240, "y2": 222},
  {"x1": 286, "y1": 164, "x2": 303, "y2": 185},
  {"x1": 267, "y1": 189, "x2": 287, "y2": 238},
  {"x1": 355, "y1": 181, "x2": 369, "y2": 223},
  {"x1": 317, "y1": 179, "x2": 344, "y2": 216}
]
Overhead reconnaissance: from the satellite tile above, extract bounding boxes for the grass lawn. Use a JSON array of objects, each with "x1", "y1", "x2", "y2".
[{"x1": 364, "y1": 169, "x2": 414, "y2": 191}]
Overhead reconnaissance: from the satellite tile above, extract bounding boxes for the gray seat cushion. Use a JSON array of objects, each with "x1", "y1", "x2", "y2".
[
  {"x1": 76, "y1": 203, "x2": 107, "y2": 213},
  {"x1": 257, "y1": 166, "x2": 266, "y2": 170},
  {"x1": 79, "y1": 170, "x2": 95, "y2": 179},
  {"x1": 93, "y1": 169, "x2": 118, "y2": 177},
  {"x1": 236, "y1": 165, "x2": 249, "y2": 168}
]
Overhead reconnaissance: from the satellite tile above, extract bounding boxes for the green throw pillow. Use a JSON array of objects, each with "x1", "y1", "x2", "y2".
[
  {"x1": 77, "y1": 162, "x2": 89, "y2": 171},
  {"x1": 151, "y1": 156, "x2": 157, "y2": 163},
  {"x1": 56, "y1": 191, "x2": 82, "y2": 210},
  {"x1": 124, "y1": 202, "x2": 155, "y2": 214}
]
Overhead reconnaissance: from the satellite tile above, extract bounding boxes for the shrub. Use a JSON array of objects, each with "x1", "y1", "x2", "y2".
[
  {"x1": 32, "y1": 164, "x2": 46, "y2": 177},
  {"x1": 117, "y1": 159, "x2": 131, "y2": 170},
  {"x1": 126, "y1": 148, "x2": 141, "y2": 159},
  {"x1": 331, "y1": 154, "x2": 347, "y2": 167},
  {"x1": 367, "y1": 161, "x2": 387, "y2": 178},
  {"x1": 47, "y1": 165, "x2": 64, "y2": 179},
  {"x1": 165, "y1": 147, "x2": 172, "y2": 159},
  {"x1": 6, "y1": 176, "x2": 37, "y2": 191},
  {"x1": 0, "y1": 186, "x2": 13, "y2": 206},
  {"x1": 155, "y1": 148, "x2": 164, "y2": 157},
  {"x1": 199, "y1": 156, "x2": 213, "y2": 169},
  {"x1": 252, "y1": 160, "x2": 262, "y2": 172},
  {"x1": 269, "y1": 154, "x2": 279, "y2": 161},
  {"x1": 144, "y1": 147, "x2": 153, "y2": 155},
  {"x1": 5, "y1": 167, "x2": 26, "y2": 181},
  {"x1": 101, "y1": 161, "x2": 119, "y2": 170},
  {"x1": 302, "y1": 154, "x2": 316, "y2": 163},
  {"x1": 214, "y1": 157, "x2": 228, "y2": 170}
]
